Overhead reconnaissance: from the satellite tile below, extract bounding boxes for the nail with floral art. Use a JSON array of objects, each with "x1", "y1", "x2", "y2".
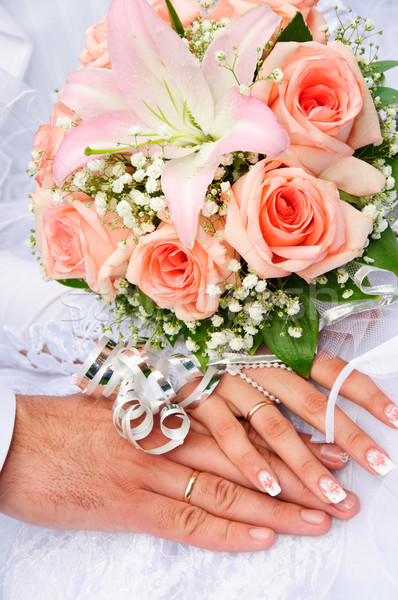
[
  {"x1": 385, "y1": 404, "x2": 398, "y2": 428},
  {"x1": 366, "y1": 449, "x2": 395, "y2": 476},
  {"x1": 258, "y1": 471, "x2": 281, "y2": 497},
  {"x1": 319, "y1": 477, "x2": 347, "y2": 504}
]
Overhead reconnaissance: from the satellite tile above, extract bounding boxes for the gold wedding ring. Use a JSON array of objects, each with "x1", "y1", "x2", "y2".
[
  {"x1": 246, "y1": 399, "x2": 275, "y2": 423},
  {"x1": 183, "y1": 470, "x2": 200, "y2": 503}
]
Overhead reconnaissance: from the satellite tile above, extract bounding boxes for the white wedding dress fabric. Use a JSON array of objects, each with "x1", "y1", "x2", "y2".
[{"x1": 1, "y1": 0, "x2": 398, "y2": 598}]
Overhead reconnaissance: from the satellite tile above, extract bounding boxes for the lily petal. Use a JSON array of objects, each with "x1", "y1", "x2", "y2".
[
  {"x1": 53, "y1": 109, "x2": 140, "y2": 185},
  {"x1": 61, "y1": 68, "x2": 130, "y2": 120},
  {"x1": 53, "y1": 109, "x2": 193, "y2": 185},
  {"x1": 202, "y1": 4, "x2": 281, "y2": 104},
  {"x1": 108, "y1": 0, "x2": 214, "y2": 134},
  {"x1": 161, "y1": 153, "x2": 219, "y2": 247},
  {"x1": 208, "y1": 87, "x2": 290, "y2": 162}
]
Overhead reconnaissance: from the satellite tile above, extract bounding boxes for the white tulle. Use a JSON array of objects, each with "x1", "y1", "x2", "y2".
[{"x1": 2, "y1": 0, "x2": 398, "y2": 598}]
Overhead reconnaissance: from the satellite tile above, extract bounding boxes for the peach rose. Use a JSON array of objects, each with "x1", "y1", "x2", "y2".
[
  {"x1": 224, "y1": 160, "x2": 373, "y2": 281},
  {"x1": 127, "y1": 223, "x2": 233, "y2": 320},
  {"x1": 33, "y1": 188, "x2": 130, "y2": 297},
  {"x1": 207, "y1": 0, "x2": 326, "y2": 42},
  {"x1": 79, "y1": 15, "x2": 111, "y2": 69},
  {"x1": 32, "y1": 102, "x2": 78, "y2": 189},
  {"x1": 252, "y1": 41, "x2": 385, "y2": 196},
  {"x1": 150, "y1": 0, "x2": 201, "y2": 27}
]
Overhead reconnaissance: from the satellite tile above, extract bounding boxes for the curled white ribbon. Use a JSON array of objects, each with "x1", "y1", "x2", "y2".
[{"x1": 75, "y1": 337, "x2": 225, "y2": 454}]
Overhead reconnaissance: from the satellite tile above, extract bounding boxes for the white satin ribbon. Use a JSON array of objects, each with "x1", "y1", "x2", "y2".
[{"x1": 326, "y1": 333, "x2": 398, "y2": 442}]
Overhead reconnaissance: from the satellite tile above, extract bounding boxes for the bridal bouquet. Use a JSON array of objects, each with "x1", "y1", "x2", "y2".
[{"x1": 29, "y1": 0, "x2": 398, "y2": 379}]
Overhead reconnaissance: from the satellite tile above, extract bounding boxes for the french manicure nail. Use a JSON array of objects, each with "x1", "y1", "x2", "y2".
[
  {"x1": 366, "y1": 449, "x2": 395, "y2": 476},
  {"x1": 385, "y1": 404, "x2": 398, "y2": 428},
  {"x1": 301, "y1": 509, "x2": 327, "y2": 525},
  {"x1": 249, "y1": 527, "x2": 273, "y2": 542},
  {"x1": 319, "y1": 477, "x2": 347, "y2": 504},
  {"x1": 320, "y1": 444, "x2": 350, "y2": 464},
  {"x1": 258, "y1": 471, "x2": 281, "y2": 497}
]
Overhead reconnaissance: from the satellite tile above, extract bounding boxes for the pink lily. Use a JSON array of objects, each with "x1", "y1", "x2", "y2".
[{"x1": 53, "y1": 0, "x2": 289, "y2": 247}]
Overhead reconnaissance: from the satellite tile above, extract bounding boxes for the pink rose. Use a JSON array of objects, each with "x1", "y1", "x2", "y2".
[
  {"x1": 33, "y1": 188, "x2": 130, "y2": 297},
  {"x1": 207, "y1": 0, "x2": 326, "y2": 42},
  {"x1": 224, "y1": 160, "x2": 373, "y2": 281},
  {"x1": 150, "y1": 0, "x2": 201, "y2": 27},
  {"x1": 253, "y1": 41, "x2": 385, "y2": 196},
  {"x1": 79, "y1": 15, "x2": 111, "y2": 69},
  {"x1": 126, "y1": 223, "x2": 233, "y2": 320},
  {"x1": 32, "y1": 102, "x2": 78, "y2": 189}
]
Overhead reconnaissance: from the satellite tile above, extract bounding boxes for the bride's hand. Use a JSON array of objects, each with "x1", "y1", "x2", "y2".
[
  {"x1": 0, "y1": 392, "x2": 358, "y2": 552},
  {"x1": 181, "y1": 356, "x2": 396, "y2": 503}
]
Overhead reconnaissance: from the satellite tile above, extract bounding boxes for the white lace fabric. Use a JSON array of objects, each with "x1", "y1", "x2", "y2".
[{"x1": 2, "y1": 0, "x2": 398, "y2": 598}]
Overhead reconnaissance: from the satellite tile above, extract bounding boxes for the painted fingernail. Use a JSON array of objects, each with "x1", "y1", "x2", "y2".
[
  {"x1": 258, "y1": 471, "x2": 281, "y2": 496},
  {"x1": 319, "y1": 477, "x2": 347, "y2": 504},
  {"x1": 249, "y1": 527, "x2": 273, "y2": 542},
  {"x1": 301, "y1": 509, "x2": 327, "y2": 525},
  {"x1": 385, "y1": 404, "x2": 398, "y2": 428},
  {"x1": 333, "y1": 492, "x2": 357, "y2": 512},
  {"x1": 366, "y1": 449, "x2": 395, "y2": 475},
  {"x1": 320, "y1": 444, "x2": 350, "y2": 464}
]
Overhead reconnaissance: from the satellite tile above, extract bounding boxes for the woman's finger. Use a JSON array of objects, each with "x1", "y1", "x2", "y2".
[
  {"x1": 192, "y1": 395, "x2": 282, "y2": 496},
  {"x1": 241, "y1": 396, "x2": 349, "y2": 505},
  {"x1": 170, "y1": 429, "x2": 359, "y2": 520},
  {"x1": 248, "y1": 367, "x2": 395, "y2": 477},
  {"x1": 311, "y1": 356, "x2": 398, "y2": 429}
]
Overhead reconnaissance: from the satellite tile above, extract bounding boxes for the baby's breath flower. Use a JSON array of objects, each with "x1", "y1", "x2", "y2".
[
  {"x1": 228, "y1": 259, "x2": 241, "y2": 272},
  {"x1": 342, "y1": 289, "x2": 354, "y2": 299},
  {"x1": 229, "y1": 337, "x2": 245, "y2": 351},
  {"x1": 255, "y1": 280, "x2": 267, "y2": 293},
  {"x1": 239, "y1": 84, "x2": 251, "y2": 96},
  {"x1": 242, "y1": 274, "x2": 258, "y2": 289},
  {"x1": 186, "y1": 338, "x2": 199, "y2": 352},
  {"x1": 56, "y1": 116, "x2": 73, "y2": 130},
  {"x1": 211, "y1": 314, "x2": 224, "y2": 327},
  {"x1": 207, "y1": 284, "x2": 223, "y2": 297},
  {"x1": 131, "y1": 152, "x2": 147, "y2": 168},
  {"x1": 202, "y1": 200, "x2": 219, "y2": 217},
  {"x1": 52, "y1": 190, "x2": 63, "y2": 205},
  {"x1": 288, "y1": 326, "x2": 302, "y2": 338}
]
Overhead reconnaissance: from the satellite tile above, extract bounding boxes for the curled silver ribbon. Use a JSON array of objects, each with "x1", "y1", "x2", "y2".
[
  {"x1": 319, "y1": 264, "x2": 398, "y2": 329},
  {"x1": 75, "y1": 336, "x2": 224, "y2": 454}
]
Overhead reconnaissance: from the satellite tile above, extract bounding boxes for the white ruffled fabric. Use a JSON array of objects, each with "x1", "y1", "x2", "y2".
[{"x1": 1, "y1": 1, "x2": 398, "y2": 598}]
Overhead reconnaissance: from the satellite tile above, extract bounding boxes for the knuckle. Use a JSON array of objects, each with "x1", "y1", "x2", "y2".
[
  {"x1": 345, "y1": 428, "x2": 366, "y2": 450},
  {"x1": 270, "y1": 498, "x2": 288, "y2": 523},
  {"x1": 303, "y1": 391, "x2": 326, "y2": 417},
  {"x1": 297, "y1": 456, "x2": 320, "y2": 480},
  {"x1": 216, "y1": 418, "x2": 242, "y2": 444},
  {"x1": 210, "y1": 477, "x2": 242, "y2": 512},
  {"x1": 174, "y1": 504, "x2": 208, "y2": 538},
  {"x1": 263, "y1": 415, "x2": 293, "y2": 440}
]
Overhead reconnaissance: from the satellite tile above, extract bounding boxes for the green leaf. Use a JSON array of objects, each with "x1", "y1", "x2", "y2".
[
  {"x1": 354, "y1": 142, "x2": 390, "y2": 161},
  {"x1": 275, "y1": 12, "x2": 312, "y2": 43},
  {"x1": 261, "y1": 275, "x2": 318, "y2": 377},
  {"x1": 339, "y1": 189, "x2": 362, "y2": 208},
  {"x1": 311, "y1": 272, "x2": 372, "y2": 303},
  {"x1": 365, "y1": 225, "x2": 398, "y2": 277},
  {"x1": 372, "y1": 60, "x2": 398, "y2": 74},
  {"x1": 137, "y1": 288, "x2": 156, "y2": 316},
  {"x1": 57, "y1": 278, "x2": 90, "y2": 289},
  {"x1": 372, "y1": 86, "x2": 398, "y2": 104},
  {"x1": 165, "y1": 0, "x2": 184, "y2": 37}
]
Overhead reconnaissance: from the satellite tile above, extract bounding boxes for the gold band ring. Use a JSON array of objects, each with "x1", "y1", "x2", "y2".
[
  {"x1": 246, "y1": 399, "x2": 275, "y2": 423},
  {"x1": 183, "y1": 470, "x2": 200, "y2": 503}
]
